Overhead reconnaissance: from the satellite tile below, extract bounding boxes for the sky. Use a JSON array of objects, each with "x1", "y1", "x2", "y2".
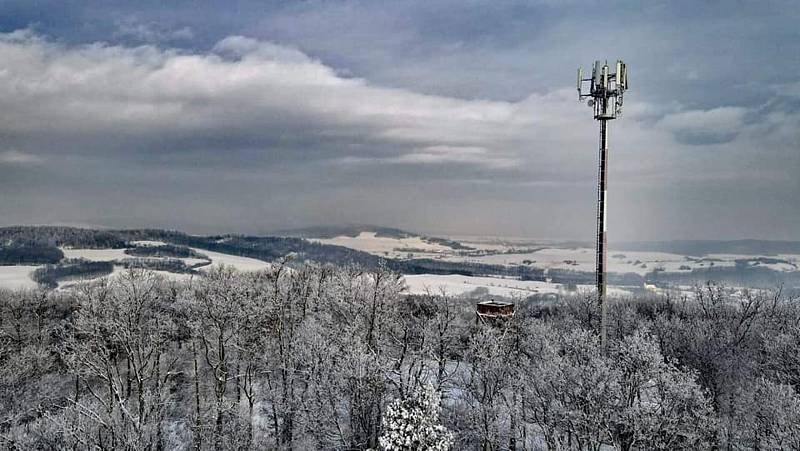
[{"x1": 0, "y1": 0, "x2": 798, "y2": 241}]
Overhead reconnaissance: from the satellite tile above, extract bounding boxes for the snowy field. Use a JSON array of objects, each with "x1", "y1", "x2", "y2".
[
  {"x1": 0, "y1": 245, "x2": 271, "y2": 290},
  {"x1": 706, "y1": 253, "x2": 799, "y2": 272},
  {"x1": 57, "y1": 266, "x2": 198, "y2": 290},
  {"x1": 61, "y1": 248, "x2": 129, "y2": 261},
  {"x1": 61, "y1": 246, "x2": 269, "y2": 272},
  {"x1": 403, "y1": 274, "x2": 561, "y2": 297},
  {"x1": 313, "y1": 231, "x2": 454, "y2": 258},
  {"x1": 3, "y1": 234, "x2": 797, "y2": 293},
  {"x1": 432, "y1": 247, "x2": 778, "y2": 275},
  {"x1": 0, "y1": 266, "x2": 40, "y2": 290},
  {"x1": 403, "y1": 274, "x2": 632, "y2": 298},
  {"x1": 450, "y1": 235, "x2": 569, "y2": 253},
  {"x1": 314, "y1": 232, "x2": 552, "y2": 257},
  {"x1": 437, "y1": 247, "x2": 672, "y2": 275},
  {"x1": 190, "y1": 248, "x2": 270, "y2": 272},
  {"x1": 309, "y1": 232, "x2": 797, "y2": 277}
]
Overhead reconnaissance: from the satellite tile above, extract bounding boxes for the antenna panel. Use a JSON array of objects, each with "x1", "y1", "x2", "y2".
[
  {"x1": 601, "y1": 64, "x2": 608, "y2": 90},
  {"x1": 593, "y1": 60, "x2": 601, "y2": 90},
  {"x1": 623, "y1": 63, "x2": 628, "y2": 89}
]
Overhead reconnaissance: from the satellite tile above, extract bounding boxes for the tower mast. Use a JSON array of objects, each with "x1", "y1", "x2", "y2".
[{"x1": 577, "y1": 60, "x2": 628, "y2": 351}]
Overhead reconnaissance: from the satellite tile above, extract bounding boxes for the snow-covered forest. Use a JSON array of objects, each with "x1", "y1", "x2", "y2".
[{"x1": 1, "y1": 263, "x2": 799, "y2": 450}]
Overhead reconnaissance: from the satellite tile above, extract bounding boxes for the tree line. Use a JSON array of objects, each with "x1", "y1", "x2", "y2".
[{"x1": 1, "y1": 263, "x2": 799, "y2": 450}]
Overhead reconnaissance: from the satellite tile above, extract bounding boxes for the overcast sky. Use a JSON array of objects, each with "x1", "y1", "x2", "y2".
[{"x1": 0, "y1": 1, "x2": 798, "y2": 241}]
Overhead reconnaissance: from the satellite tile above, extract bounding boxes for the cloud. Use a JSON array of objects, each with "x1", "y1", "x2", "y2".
[
  {"x1": 658, "y1": 107, "x2": 747, "y2": 145},
  {"x1": 339, "y1": 145, "x2": 518, "y2": 169},
  {"x1": 0, "y1": 30, "x2": 543, "y2": 173},
  {"x1": 0, "y1": 150, "x2": 42, "y2": 165},
  {"x1": 0, "y1": 28, "x2": 796, "y2": 240},
  {"x1": 389, "y1": 146, "x2": 517, "y2": 168}
]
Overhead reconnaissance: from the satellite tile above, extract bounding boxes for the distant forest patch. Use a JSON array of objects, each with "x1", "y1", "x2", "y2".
[
  {"x1": 0, "y1": 226, "x2": 126, "y2": 249},
  {"x1": 32, "y1": 259, "x2": 113, "y2": 289},
  {"x1": 125, "y1": 244, "x2": 207, "y2": 260},
  {"x1": 118, "y1": 257, "x2": 196, "y2": 274},
  {"x1": 423, "y1": 236, "x2": 475, "y2": 251},
  {"x1": 0, "y1": 245, "x2": 63, "y2": 265}
]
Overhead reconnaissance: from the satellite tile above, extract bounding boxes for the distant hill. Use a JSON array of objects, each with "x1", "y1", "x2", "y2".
[
  {"x1": 278, "y1": 227, "x2": 800, "y2": 257},
  {"x1": 0, "y1": 225, "x2": 126, "y2": 249},
  {"x1": 273, "y1": 224, "x2": 416, "y2": 239},
  {"x1": 275, "y1": 224, "x2": 474, "y2": 251},
  {"x1": 2, "y1": 226, "x2": 798, "y2": 290},
  {"x1": 0, "y1": 226, "x2": 384, "y2": 268},
  {"x1": 0, "y1": 226, "x2": 536, "y2": 279},
  {"x1": 616, "y1": 240, "x2": 800, "y2": 256}
]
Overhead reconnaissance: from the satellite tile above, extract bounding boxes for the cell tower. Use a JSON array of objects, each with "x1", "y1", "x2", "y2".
[{"x1": 577, "y1": 60, "x2": 628, "y2": 350}]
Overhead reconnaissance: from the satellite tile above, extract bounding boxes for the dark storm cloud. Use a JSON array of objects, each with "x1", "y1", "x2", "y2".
[{"x1": 0, "y1": 1, "x2": 798, "y2": 240}]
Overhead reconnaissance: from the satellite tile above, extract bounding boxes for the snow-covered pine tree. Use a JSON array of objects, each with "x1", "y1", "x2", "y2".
[{"x1": 378, "y1": 384, "x2": 454, "y2": 451}]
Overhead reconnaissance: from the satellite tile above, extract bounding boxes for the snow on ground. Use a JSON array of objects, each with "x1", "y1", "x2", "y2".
[
  {"x1": 607, "y1": 250, "x2": 734, "y2": 274},
  {"x1": 61, "y1": 248, "x2": 129, "y2": 261},
  {"x1": 183, "y1": 257, "x2": 210, "y2": 267},
  {"x1": 0, "y1": 266, "x2": 39, "y2": 290},
  {"x1": 705, "y1": 253, "x2": 800, "y2": 272},
  {"x1": 449, "y1": 235, "x2": 568, "y2": 254},
  {"x1": 61, "y1": 246, "x2": 267, "y2": 272},
  {"x1": 56, "y1": 266, "x2": 198, "y2": 290},
  {"x1": 49, "y1": 246, "x2": 269, "y2": 289},
  {"x1": 55, "y1": 264, "x2": 125, "y2": 290},
  {"x1": 403, "y1": 274, "x2": 561, "y2": 297},
  {"x1": 441, "y1": 248, "x2": 596, "y2": 272},
  {"x1": 761, "y1": 262, "x2": 798, "y2": 272},
  {"x1": 444, "y1": 237, "x2": 520, "y2": 253},
  {"x1": 312, "y1": 233, "x2": 800, "y2": 278},
  {"x1": 403, "y1": 274, "x2": 633, "y2": 298},
  {"x1": 313, "y1": 231, "x2": 453, "y2": 258},
  {"x1": 151, "y1": 270, "x2": 196, "y2": 283},
  {"x1": 190, "y1": 248, "x2": 270, "y2": 272},
  {"x1": 580, "y1": 284, "x2": 632, "y2": 297},
  {"x1": 439, "y1": 247, "x2": 744, "y2": 276},
  {"x1": 777, "y1": 254, "x2": 800, "y2": 263}
]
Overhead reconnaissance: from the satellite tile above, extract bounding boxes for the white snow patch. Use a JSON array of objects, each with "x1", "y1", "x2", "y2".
[
  {"x1": 183, "y1": 257, "x2": 209, "y2": 267},
  {"x1": 438, "y1": 247, "x2": 747, "y2": 276},
  {"x1": 150, "y1": 270, "x2": 196, "y2": 283},
  {"x1": 190, "y1": 248, "x2": 270, "y2": 272},
  {"x1": 61, "y1": 248, "x2": 129, "y2": 261},
  {"x1": 403, "y1": 274, "x2": 561, "y2": 297},
  {"x1": 313, "y1": 232, "x2": 453, "y2": 258},
  {"x1": 401, "y1": 274, "x2": 637, "y2": 298},
  {"x1": 0, "y1": 265, "x2": 39, "y2": 290}
]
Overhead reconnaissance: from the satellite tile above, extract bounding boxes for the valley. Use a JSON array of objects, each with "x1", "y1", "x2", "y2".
[{"x1": 1, "y1": 225, "x2": 798, "y2": 297}]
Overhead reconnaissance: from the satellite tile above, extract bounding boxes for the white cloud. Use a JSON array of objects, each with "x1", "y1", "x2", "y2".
[
  {"x1": 657, "y1": 107, "x2": 747, "y2": 144},
  {"x1": 388, "y1": 146, "x2": 517, "y2": 168},
  {"x1": 0, "y1": 30, "x2": 798, "y2": 240},
  {"x1": 0, "y1": 150, "x2": 42, "y2": 164},
  {"x1": 0, "y1": 31, "x2": 541, "y2": 172},
  {"x1": 0, "y1": 30, "x2": 792, "y2": 183},
  {"x1": 2, "y1": 30, "x2": 788, "y2": 184}
]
